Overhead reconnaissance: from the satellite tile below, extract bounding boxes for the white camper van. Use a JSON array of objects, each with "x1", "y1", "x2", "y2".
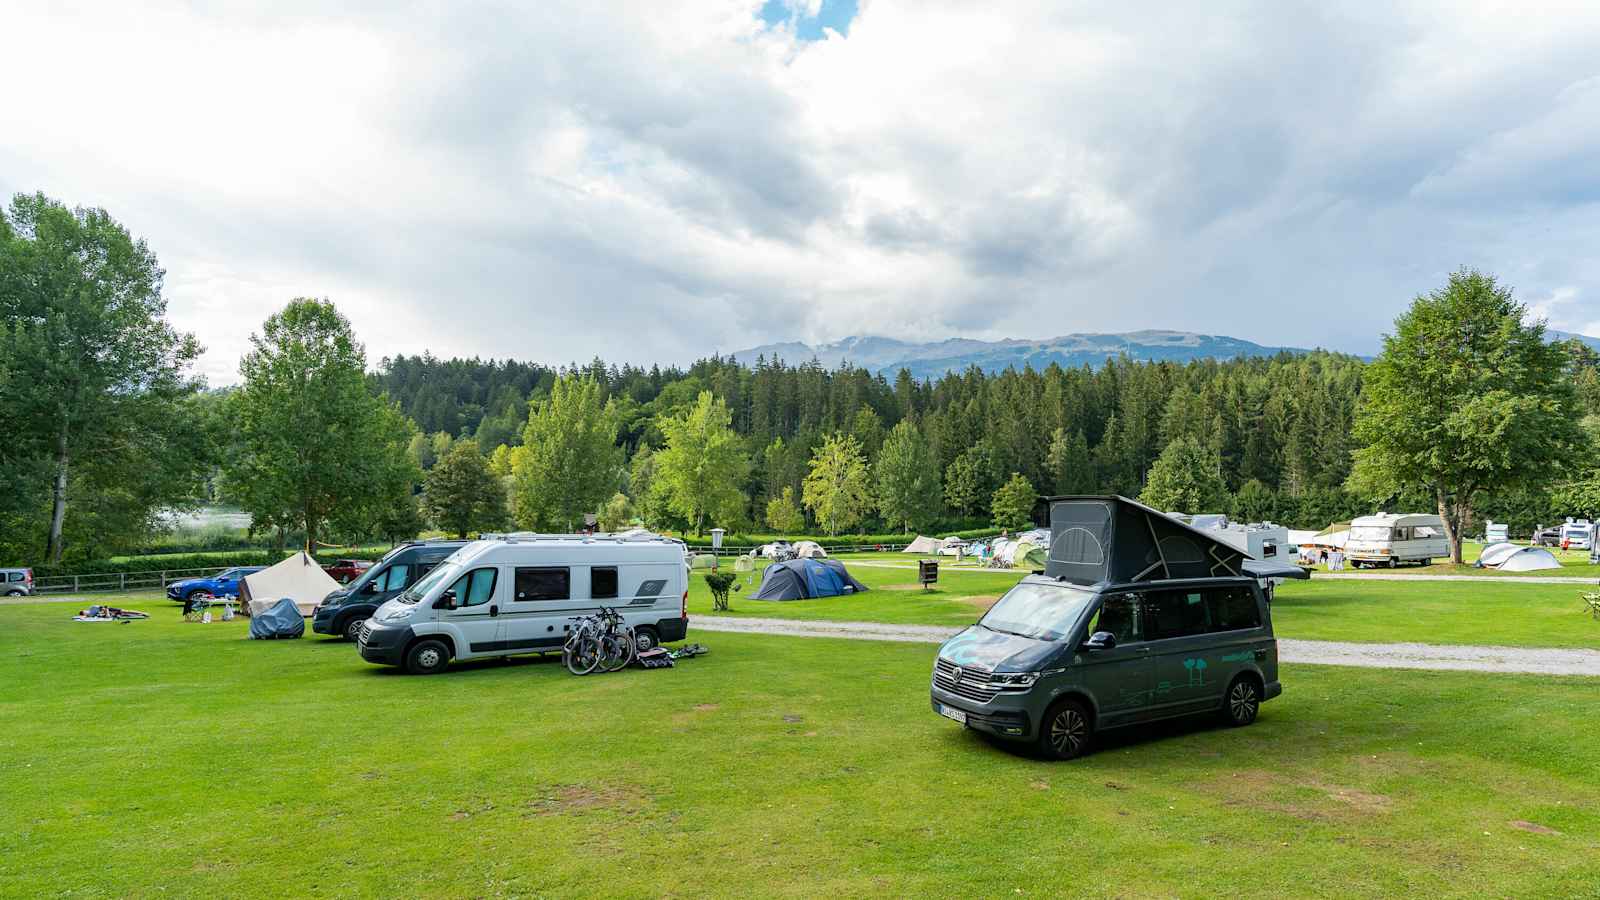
[
  {"x1": 357, "y1": 533, "x2": 689, "y2": 674},
  {"x1": 1345, "y1": 513, "x2": 1448, "y2": 568},
  {"x1": 1559, "y1": 518, "x2": 1594, "y2": 551}
]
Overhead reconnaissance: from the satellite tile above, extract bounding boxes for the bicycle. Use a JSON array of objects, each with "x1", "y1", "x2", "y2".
[
  {"x1": 595, "y1": 606, "x2": 636, "y2": 673},
  {"x1": 563, "y1": 614, "x2": 604, "y2": 675}
]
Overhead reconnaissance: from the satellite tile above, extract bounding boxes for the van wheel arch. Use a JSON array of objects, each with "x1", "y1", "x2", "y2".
[
  {"x1": 404, "y1": 633, "x2": 455, "y2": 670},
  {"x1": 1222, "y1": 672, "x2": 1264, "y2": 726},
  {"x1": 1038, "y1": 695, "x2": 1095, "y2": 760}
]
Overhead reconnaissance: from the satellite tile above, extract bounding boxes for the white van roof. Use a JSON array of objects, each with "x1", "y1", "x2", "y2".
[{"x1": 1350, "y1": 512, "x2": 1444, "y2": 528}]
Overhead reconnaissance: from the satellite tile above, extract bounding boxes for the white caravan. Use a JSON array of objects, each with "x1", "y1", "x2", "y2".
[
  {"x1": 1559, "y1": 518, "x2": 1594, "y2": 551},
  {"x1": 357, "y1": 532, "x2": 689, "y2": 674},
  {"x1": 1484, "y1": 521, "x2": 1509, "y2": 543},
  {"x1": 1345, "y1": 513, "x2": 1448, "y2": 568}
]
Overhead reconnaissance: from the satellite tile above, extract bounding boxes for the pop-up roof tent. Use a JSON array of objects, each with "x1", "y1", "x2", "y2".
[
  {"x1": 241, "y1": 551, "x2": 342, "y2": 617},
  {"x1": 751, "y1": 558, "x2": 867, "y2": 600},
  {"x1": 904, "y1": 535, "x2": 942, "y2": 554},
  {"x1": 1043, "y1": 495, "x2": 1309, "y2": 586}
]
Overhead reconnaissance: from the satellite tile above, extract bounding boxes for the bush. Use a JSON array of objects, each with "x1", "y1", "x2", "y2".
[{"x1": 705, "y1": 572, "x2": 737, "y2": 611}]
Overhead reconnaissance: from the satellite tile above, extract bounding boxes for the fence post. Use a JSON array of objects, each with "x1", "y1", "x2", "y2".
[
  {"x1": 120, "y1": 573, "x2": 126, "y2": 591},
  {"x1": 74, "y1": 575, "x2": 80, "y2": 592},
  {"x1": 161, "y1": 570, "x2": 167, "y2": 587}
]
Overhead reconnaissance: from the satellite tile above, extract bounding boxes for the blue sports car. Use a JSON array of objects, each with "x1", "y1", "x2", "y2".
[{"x1": 165, "y1": 566, "x2": 265, "y2": 602}]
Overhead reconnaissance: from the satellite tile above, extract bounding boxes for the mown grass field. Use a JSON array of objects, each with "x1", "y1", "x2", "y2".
[
  {"x1": 2, "y1": 599, "x2": 1597, "y2": 898},
  {"x1": 691, "y1": 556, "x2": 1600, "y2": 650}
]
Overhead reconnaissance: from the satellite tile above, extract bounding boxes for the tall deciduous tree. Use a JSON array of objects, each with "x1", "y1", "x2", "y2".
[
  {"x1": 803, "y1": 432, "x2": 872, "y2": 536},
  {"x1": 424, "y1": 439, "x2": 507, "y2": 538},
  {"x1": 991, "y1": 473, "x2": 1037, "y2": 531},
  {"x1": 513, "y1": 375, "x2": 622, "y2": 531},
  {"x1": 0, "y1": 193, "x2": 209, "y2": 562},
  {"x1": 765, "y1": 486, "x2": 806, "y2": 534},
  {"x1": 875, "y1": 420, "x2": 941, "y2": 533},
  {"x1": 227, "y1": 299, "x2": 417, "y2": 549},
  {"x1": 1349, "y1": 270, "x2": 1581, "y2": 563},
  {"x1": 1140, "y1": 437, "x2": 1230, "y2": 514},
  {"x1": 655, "y1": 391, "x2": 749, "y2": 535}
]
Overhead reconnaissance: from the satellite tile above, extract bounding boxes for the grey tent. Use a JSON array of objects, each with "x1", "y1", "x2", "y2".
[
  {"x1": 751, "y1": 558, "x2": 868, "y2": 601},
  {"x1": 1495, "y1": 547, "x2": 1562, "y2": 572},
  {"x1": 248, "y1": 598, "x2": 305, "y2": 639}
]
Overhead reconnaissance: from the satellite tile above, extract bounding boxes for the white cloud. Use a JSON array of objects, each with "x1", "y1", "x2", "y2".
[{"x1": 4, "y1": 0, "x2": 1600, "y2": 384}]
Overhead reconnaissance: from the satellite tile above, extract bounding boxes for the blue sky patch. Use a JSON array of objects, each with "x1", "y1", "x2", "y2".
[{"x1": 759, "y1": 0, "x2": 858, "y2": 40}]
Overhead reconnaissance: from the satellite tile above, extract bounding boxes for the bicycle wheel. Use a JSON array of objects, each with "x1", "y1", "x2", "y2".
[
  {"x1": 563, "y1": 633, "x2": 601, "y2": 676},
  {"x1": 598, "y1": 632, "x2": 634, "y2": 673}
]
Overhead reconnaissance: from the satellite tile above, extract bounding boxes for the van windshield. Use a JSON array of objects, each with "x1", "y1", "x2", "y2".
[
  {"x1": 397, "y1": 562, "x2": 459, "y2": 604},
  {"x1": 1350, "y1": 526, "x2": 1393, "y2": 541},
  {"x1": 980, "y1": 582, "x2": 1096, "y2": 643}
]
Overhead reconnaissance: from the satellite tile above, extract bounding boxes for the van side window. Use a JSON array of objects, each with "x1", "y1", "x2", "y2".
[
  {"x1": 1143, "y1": 590, "x2": 1213, "y2": 640},
  {"x1": 515, "y1": 567, "x2": 570, "y2": 602},
  {"x1": 1210, "y1": 586, "x2": 1262, "y2": 631},
  {"x1": 1087, "y1": 594, "x2": 1140, "y2": 644},
  {"x1": 6, "y1": 572, "x2": 20, "y2": 583},
  {"x1": 378, "y1": 565, "x2": 411, "y2": 592},
  {"x1": 449, "y1": 568, "x2": 498, "y2": 607},
  {"x1": 591, "y1": 567, "x2": 619, "y2": 599}
]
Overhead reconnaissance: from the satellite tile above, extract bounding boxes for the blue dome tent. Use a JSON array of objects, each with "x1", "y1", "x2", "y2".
[{"x1": 751, "y1": 558, "x2": 868, "y2": 601}]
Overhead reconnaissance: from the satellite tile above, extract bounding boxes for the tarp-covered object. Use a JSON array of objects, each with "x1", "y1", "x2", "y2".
[
  {"x1": 241, "y1": 551, "x2": 341, "y2": 616},
  {"x1": 248, "y1": 598, "x2": 305, "y2": 639},
  {"x1": 904, "y1": 535, "x2": 942, "y2": 554},
  {"x1": 1045, "y1": 495, "x2": 1253, "y2": 585},
  {"x1": 751, "y1": 559, "x2": 867, "y2": 600},
  {"x1": 1496, "y1": 547, "x2": 1563, "y2": 572}
]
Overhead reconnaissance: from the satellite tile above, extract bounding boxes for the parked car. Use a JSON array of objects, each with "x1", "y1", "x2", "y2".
[
  {"x1": 1, "y1": 567, "x2": 33, "y2": 596},
  {"x1": 313, "y1": 540, "x2": 467, "y2": 641},
  {"x1": 1534, "y1": 526, "x2": 1562, "y2": 547},
  {"x1": 931, "y1": 496, "x2": 1303, "y2": 760},
  {"x1": 356, "y1": 532, "x2": 689, "y2": 674},
  {"x1": 165, "y1": 566, "x2": 265, "y2": 603},
  {"x1": 321, "y1": 558, "x2": 373, "y2": 584}
]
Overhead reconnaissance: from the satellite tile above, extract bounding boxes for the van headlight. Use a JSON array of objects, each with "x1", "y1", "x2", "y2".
[
  {"x1": 377, "y1": 606, "x2": 413, "y2": 625},
  {"x1": 992, "y1": 672, "x2": 1039, "y2": 688}
]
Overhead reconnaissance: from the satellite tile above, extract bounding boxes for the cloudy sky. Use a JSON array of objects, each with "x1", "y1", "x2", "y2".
[{"x1": 4, "y1": 0, "x2": 1600, "y2": 384}]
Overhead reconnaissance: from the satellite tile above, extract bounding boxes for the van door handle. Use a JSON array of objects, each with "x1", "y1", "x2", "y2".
[{"x1": 490, "y1": 605, "x2": 499, "y2": 618}]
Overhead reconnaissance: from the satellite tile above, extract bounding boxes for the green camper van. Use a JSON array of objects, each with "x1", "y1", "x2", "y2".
[{"x1": 930, "y1": 495, "x2": 1306, "y2": 760}]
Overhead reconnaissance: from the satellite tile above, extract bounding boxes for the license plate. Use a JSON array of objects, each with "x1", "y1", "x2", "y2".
[{"x1": 939, "y1": 705, "x2": 967, "y2": 725}]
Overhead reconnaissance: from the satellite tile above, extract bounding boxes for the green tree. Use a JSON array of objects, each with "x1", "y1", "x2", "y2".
[
  {"x1": 803, "y1": 432, "x2": 872, "y2": 536},
  {"x1": 226, "y1": 299, "x2": 415, "y2": 550},
  {"x1": 331, "y1": 400, "x2": 425, "y2": 542},
  {"x1": 655, "y1": 391, "x2": 749, "y2": 535},
  {"x1": 944, "y1": 441, "x2": 996, "y2": 517},
  {"x1": 1231, "y1": 479, "x2": 1277, "y2": 523},
  {"x1": 765, "y1": 485, "x2": 806, "y2": 534},
  {"x1": 1349, "y1": 269, "x2": 1581, "y2": 563},
  {"x1": 424, "y1": 439, "x2": 507, "y2": 538},
  {"x1": 1045, "y1": 427, "x2": 1094, "y2": 495},
  {"x1": 487, "y1": 443, "x2": 514, "y2": 478},
  {"x1": 512, "y1": 375, "x2": 622, "y2": 531},
  {"x1": 407, "y1": 431, "x2": 437, "y2": 470},
  {"x1": 0, "y1": 193, "x2": 209, "y2": 562},
  {"x1": 597, "y1": 492, "x2": 635, "y2": 531},
  {"x1": 1140, "y1": 437, "x2": 1230, "y2": 514},
  {"x1": 875, "y1": 420, "x2": 941, "y2": 532},
  {"x1": 990, "y1": 472, "x2": 1037, "y2": 531}
]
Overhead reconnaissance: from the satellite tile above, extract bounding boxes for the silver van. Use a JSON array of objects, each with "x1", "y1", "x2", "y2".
[
  {"x1": 1, "y1": 568, "x2": 33, "y2": 596},
  {"x1": 931, "y1": 495, "x2": 1304, "y2": 759}
]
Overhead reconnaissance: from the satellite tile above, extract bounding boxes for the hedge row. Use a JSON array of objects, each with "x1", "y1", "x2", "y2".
[{"x1": 32, "y1": 547, "x2": 395, "y2": 581}]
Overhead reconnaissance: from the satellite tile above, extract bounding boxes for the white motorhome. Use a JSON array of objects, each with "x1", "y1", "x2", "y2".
[
  {"x1": 1345, "y1": 513, "x2": 1448, "y2": 568},
  {"x1": 1168, "y1": 514, "x2": 1296, "y2": 564},
  {"x1": 1483, "y1": 521, "x2": 1509, "y2": 544},
  {"x1": 357, "y1": 532, "x2": 689, "y2": 674},
  {"x1": 1559, "y1": 518, "x2": 1594, "y2": 551}
]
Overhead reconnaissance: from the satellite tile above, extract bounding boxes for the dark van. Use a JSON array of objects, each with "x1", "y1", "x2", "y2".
[
  {"x1": 931, "y1": 496, "x2": 1305, "y2": 760},
  {"x1": 312, "y1": 540, "x2": 467, "y2": 641}
]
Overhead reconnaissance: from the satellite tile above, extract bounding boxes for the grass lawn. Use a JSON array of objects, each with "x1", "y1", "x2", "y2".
[{"x1": 2, "y1": 599, "x2": 1597, "y2": 897}]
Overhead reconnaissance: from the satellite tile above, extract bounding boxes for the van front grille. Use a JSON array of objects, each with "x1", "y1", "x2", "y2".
[
  {"x1": 358, "y1": 622, "x2": 374, "y2": 646},
  {"x1": 933, "y1": 658, "x2": 1000, "y2": 704}
]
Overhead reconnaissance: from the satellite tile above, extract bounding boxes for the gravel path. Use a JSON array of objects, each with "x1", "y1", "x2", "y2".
[{"x1": 690, "y1": 616, "x2": 1600, "y2": 676}]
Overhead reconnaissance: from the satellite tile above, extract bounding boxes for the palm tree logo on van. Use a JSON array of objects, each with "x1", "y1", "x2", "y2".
[{"x1": 1183, "y1": 658, "x2": 1208, "y2": 686}]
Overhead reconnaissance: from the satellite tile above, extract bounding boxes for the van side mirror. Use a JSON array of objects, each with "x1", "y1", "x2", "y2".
[
  {"x1": 364, "y1": 580, "x2": 380, "y2": 594},
  {"x1": 435, "y1": 590, "x2": 457, "y2": 610},
  {"x1": 1082, "y1": 631, "x2": 1117, "y2": 651}
]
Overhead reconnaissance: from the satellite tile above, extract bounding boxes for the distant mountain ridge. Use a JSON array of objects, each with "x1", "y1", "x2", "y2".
[{"x1": 732, "y1": 330, "x2": 1316, "y2": 379}]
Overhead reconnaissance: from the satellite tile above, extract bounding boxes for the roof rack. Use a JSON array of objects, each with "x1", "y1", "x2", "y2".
[{"x1": 476, "y1": 530, "x2": 683, "y2": 545}]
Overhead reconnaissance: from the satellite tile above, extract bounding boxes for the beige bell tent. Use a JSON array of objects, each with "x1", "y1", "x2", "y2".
[
  {"x1": 904, "y1": 535, "x2": 942, "y2": 554},
  {"x1": 241, "y1": 552, "x2": 342, "y2": 617}
]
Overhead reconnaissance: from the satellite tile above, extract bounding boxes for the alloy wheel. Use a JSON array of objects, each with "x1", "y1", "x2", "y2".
[
  {"x1": 1229, "y1": 681, "x2": 1259, "y2": 723},
  {"x1": 1049, "y1": 707, "x2": 1087, "y2": 756}
]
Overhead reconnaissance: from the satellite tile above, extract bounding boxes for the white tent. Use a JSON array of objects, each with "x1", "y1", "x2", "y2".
[
  {"x1": 904, "y1": 535, "x2": 942, "y2": 554},
  {"x1": 1477, "y1": 542, "x2": 1522, "y2": 568},
  {"x1": 794, "y1": 540, "x2": 828, "y2": 558},
  {"x1": 241, "y1": 552, "x2": 342, "y2": 617},
  {"x1": 1496, "y1": 547, "x2": 1563, "y2": 572},
  {"x1": 1286, "y1": 529, "x2": 1320, "y2": 547}
]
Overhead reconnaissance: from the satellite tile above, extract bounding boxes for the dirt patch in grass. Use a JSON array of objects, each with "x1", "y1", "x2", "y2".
[
  {"x1": 879, "y1": 583, "x2": 931, "y2": 591},
  {"x1": 525, "y1": 784, "x2": 638, "y2": 817},
  {"x1": 1202, "y1": 770, "x2": 1393, "y2": 821},
  {"x1": 1509, "y1": 820, "x2": 1561, "y2": 835},
  {"x1": 959, "y1": 595, "x2": 999, "y2": 611},
  {"x1": 693, "y1": 703, "x2": 719, "y2": 712}
]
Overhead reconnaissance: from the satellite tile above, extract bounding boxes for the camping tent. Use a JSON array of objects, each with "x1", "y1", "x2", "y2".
[
  {"x1": 1310, "y1": 523, "x2": 1350, "y2": 550},
  {"x1": 248, "y1": 598, "x2": 306, "y2": 639},
  {"x1": 1477, "y1": 542, "x2": 1522, "y2": 568},
  {"x1": 1018, "y1": 545, "x2": 1048, "y2": 569},
  {"x1": 1495, "y1": 547, "x2": 1563, "y2": 572},
  {"x1": 241, "y1": 552, "x2": 341, "y2": 617},
  {"x1": 690, "y1": 553, "x2": 718, "y2": 569},
  {"x1": 904, "y1": 535, "x2": 942, "y2": 554},
  {"x1": 751, "y1": 559, "x2": 867, "y2": 600},
  {"x1": 793, "y1": 540, "x2": 828, "y2": 558}
]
